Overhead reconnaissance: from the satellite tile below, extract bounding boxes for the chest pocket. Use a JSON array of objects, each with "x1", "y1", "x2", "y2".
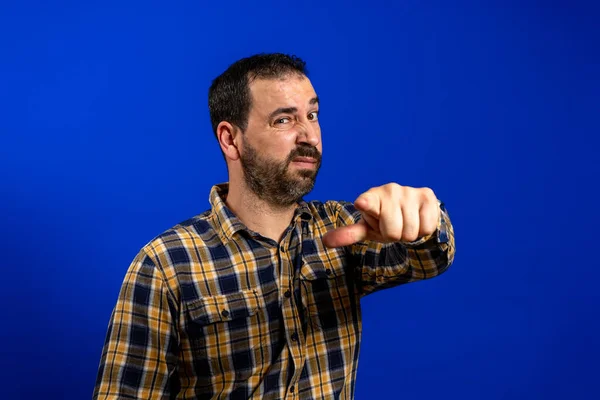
[
  {"x1": 184, "y1": 289, "x2": 266, "y2": 382},
  {"x1": 299, "y1": 249, "x2": 355, "y2": 332}
]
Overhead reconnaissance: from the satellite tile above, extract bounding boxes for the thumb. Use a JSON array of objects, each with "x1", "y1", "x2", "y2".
[
  {"x1": 354, "y1": 193, "x2": 381, "y2": 218},
  {"x1": 322, "y1": 220, "x2": 369, "y2": 248}
]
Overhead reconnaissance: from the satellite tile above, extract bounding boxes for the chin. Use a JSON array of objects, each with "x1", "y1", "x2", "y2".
[{"x1": 294, "y1": 169, "x2": 317, "y2": 179}]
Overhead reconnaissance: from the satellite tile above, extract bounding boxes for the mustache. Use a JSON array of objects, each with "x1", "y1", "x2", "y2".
[{"x1": 287, "y1": 146, "x2": 322, "y2": 163}]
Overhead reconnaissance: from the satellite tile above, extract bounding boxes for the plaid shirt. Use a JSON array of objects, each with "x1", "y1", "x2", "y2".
[{"x1": 94, "y1": 183, "x2": 455, "y2": 400}]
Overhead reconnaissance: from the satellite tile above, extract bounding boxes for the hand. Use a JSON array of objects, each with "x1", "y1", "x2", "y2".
[{"x1": 323, "y1": 183, "x2": 441, "y2": 248}]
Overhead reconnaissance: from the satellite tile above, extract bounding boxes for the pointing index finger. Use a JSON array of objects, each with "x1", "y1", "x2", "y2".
[{"x1": 322, "y1": 220, "x2": 369, "y2": 248}]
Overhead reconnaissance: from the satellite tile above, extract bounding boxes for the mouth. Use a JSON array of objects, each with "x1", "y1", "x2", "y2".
[{"x1": 291, "y1": 157, "x2": 318, "y2": 168}]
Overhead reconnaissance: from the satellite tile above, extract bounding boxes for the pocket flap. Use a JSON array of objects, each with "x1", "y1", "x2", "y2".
[
  {"x1": 186, "y1": 289, "x2": 263, "y2": 325},
  {"x1": 300, "y1": 252, "x2": 346, "y2": 281}
]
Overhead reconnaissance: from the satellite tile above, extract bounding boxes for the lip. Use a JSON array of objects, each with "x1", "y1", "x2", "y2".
[
  {"x1": 292, "y1": 157, "x2": 317, "y2": 163},
  {"x1": 291, "y1": 157, "x2": 318, "y2": 170}
]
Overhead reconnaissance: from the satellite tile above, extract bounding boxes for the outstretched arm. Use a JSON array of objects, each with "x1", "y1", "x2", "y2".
[{"x1": 324, "y1": 183, "x2": 455, "y2": 296}]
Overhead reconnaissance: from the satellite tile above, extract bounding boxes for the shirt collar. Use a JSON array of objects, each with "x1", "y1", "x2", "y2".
[{"x1": 209, "y1": 183, "x2": 313, "y2": 243}]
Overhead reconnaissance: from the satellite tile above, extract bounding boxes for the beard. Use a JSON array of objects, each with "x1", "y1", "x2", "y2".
[{"x1": 240, "y1": 142, "x2": 322, "y2": 207}]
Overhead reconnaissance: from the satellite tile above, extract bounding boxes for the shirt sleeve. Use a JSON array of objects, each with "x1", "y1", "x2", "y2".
[
  {"x1": 93, "y1": 250, "x2": 180, "y2": 399},
  {"x1": 331, "y1": 200, "x2": 456, "y2": 297}
]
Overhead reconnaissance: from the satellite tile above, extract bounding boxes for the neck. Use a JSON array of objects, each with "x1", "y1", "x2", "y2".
[{"x1": 225, "y1": 176, "x2": 297, "y2": 243}]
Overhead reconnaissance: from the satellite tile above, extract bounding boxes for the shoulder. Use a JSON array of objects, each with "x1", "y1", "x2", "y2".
[
  {"x1": 136, "y1": 209, "x2": 216, "y2": 268},
  {"x1": 123, "y1": 209, "x2": 217, "y2": 300}
]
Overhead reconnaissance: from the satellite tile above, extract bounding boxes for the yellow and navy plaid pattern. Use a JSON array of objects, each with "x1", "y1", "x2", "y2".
[{"x1": 93, "y1": 183, "x2": 455, "y2": 400}]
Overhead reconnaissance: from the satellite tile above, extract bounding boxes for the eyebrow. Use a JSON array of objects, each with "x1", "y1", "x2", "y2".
[{"x1": 268, "y1": 97, "x2": 319, "y2": 120}]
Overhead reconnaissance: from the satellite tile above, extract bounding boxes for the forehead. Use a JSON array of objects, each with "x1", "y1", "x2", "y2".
[{"x1": 248, "y1": 75, "x2": 317, "y2": 114}]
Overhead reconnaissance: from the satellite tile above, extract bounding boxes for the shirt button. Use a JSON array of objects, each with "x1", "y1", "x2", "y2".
[
  {"x1": 325, "y1": 268, "x2": 332, "y2": 275},
  {"x1": 291, "y1": 332, "x2": 298, "y2": 341},
  {"x1": 290, "y1": 385, "x2": 295, "y2": 393},
  {"x1": 284, "y1": 290, "x2": 291, "y2": 298},
  {"x1": 221, "y1": 309, "x2": 229, "y2": 318}
]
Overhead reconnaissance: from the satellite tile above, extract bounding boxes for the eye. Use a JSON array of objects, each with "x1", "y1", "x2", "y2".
[
  {"x1": 307, "y1": 111, "x2": 319, "y2": 121},
  {"x1": 274, "y1": 117, "x2": 292, "y2": 125}
]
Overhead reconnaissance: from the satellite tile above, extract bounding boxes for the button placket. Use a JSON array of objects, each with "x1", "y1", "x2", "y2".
[
  {"x1": 281, "y1": 219, "x2": 308, "y2": 391},
  {"x1": 279, "y1": 233, "x2": 299, "y2": 346}
]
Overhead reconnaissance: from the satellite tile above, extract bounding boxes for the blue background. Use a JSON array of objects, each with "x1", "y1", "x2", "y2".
[{"x1": 1, "y1": 1, "x2": 598, "y2": 399}]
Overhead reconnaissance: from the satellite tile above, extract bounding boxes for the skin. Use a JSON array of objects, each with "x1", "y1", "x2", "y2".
[{"x1": 216, "y1": 73, "x2": 441, "y2": 245}]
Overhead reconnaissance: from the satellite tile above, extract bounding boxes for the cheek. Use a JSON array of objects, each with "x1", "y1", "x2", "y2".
[
  {"x1": 278, "y1": 131, "x2": 301, "y2": 148},
  {"x1": 256, "y1": 134, "x2": 296, "y2": 159}
]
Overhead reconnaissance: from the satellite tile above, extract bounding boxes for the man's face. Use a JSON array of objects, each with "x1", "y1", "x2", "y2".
[{"x1": 239, "y1": 74, "x2": 322, "y2": 207}]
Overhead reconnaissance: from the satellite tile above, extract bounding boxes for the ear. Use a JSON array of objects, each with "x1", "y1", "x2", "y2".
[{"x1": 217, "y1": 121, "x2": 241, "y2": 161}]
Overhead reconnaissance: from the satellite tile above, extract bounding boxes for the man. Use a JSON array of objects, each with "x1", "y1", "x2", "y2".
[{"x1": 93, "y1": 53, "x2": 456, "y2": 400}]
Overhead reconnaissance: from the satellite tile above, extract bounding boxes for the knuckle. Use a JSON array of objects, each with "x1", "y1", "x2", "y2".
[
  {"x1": 384, "y1": 183, "x2": 402, "y2": 196},
  {"x1": 420, "y1": 187, "x2": 436, "y2": 201},
  {"x1": 420, "y1": 222, "x2": 436, "y2": 236},
  {"x1": 387, "y1": 230, "x2": 404, "y2": 242},
  {"x1": 402, "y1": 230, "x2": 419, "y2": 242},
  {"x1": 401, "y1": 220, "x2": 419, "y2": 242}
]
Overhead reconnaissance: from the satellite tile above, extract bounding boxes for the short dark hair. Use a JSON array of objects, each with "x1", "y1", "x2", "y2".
[{"x1": 208, "y1": 53, "x2": 308, "y2": 137}]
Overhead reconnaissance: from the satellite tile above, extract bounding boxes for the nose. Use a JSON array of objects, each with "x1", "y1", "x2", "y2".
[{"x1": 296, "y1": 120, "x2": 320, "y2": 147}]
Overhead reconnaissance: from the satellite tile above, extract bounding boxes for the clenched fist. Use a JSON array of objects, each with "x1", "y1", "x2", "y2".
[{"x1": 323, "y1": 183, "x2": 441, "y2": 248}]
